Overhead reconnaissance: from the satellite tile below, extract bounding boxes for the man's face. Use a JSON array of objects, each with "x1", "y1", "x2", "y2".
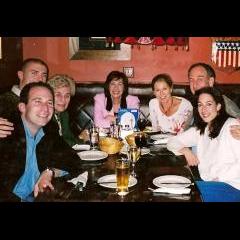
[
  {"x1": 19, "y1": 87, "x2": 54, "y2": 135},
  {"x1": 188, "y1": 66, "x2": 214, "y2": 94},
  {"x1": 18, "y1": 62, "x2": 48, "y2": 89}
]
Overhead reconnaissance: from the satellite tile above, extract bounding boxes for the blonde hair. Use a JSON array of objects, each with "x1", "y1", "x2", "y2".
[{"x1": 48, "y1": 74, "x2": 76, "y2": 96}]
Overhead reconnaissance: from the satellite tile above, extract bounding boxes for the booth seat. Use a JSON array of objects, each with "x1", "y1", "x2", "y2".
[{"x1": 68, "y1": 83, "x2": 240, "y2": 136}]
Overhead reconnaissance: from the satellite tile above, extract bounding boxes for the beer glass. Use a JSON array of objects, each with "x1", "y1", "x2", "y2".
[{"x1": 116, "y1": 159, "x2": 130, "y2": 196}]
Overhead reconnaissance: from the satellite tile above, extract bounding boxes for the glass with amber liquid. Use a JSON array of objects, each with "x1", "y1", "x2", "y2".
[{"x1": 116, "y1": 159, "x2": 130, "y2": 196}]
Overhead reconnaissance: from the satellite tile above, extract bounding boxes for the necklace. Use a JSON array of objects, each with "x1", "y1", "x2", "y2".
[{"x1": 160, "y1": 97, "x2": 174, "y2": 116}]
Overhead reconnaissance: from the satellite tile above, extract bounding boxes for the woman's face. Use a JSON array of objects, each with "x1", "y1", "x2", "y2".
[
  {"x1": 109, "y1": 78, "x2": 124, "y2": 99},
  {"x1": 153, "y1": 80, "x2": 172, "y2": 103},
  {"x1": 197, "y1": 93, "x2": 221, "y2": 123},
  {"x1": 54, "y1": 86, "x2": 71, "y2": 113}
]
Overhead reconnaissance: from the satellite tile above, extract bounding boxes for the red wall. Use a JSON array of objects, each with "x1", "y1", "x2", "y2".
[{"x1": 23, "y1": 37, "x2": 240, "y2": 85}]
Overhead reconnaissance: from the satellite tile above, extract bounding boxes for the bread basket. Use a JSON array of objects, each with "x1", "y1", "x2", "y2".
[{"x1": 99, "y1": 137, "x2": 124, "y2": 155}]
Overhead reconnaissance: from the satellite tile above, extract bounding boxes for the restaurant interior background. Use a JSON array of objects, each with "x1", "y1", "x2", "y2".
[
  {"x1": 23, "y1": 37, "x2": 240, "y2": 84},
  {"x1": 1, "y1": 37, "x2": 240, "y2": 91}
]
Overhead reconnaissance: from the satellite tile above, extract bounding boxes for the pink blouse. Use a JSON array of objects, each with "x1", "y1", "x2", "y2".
[{"x1": 93, "y1": 93, "x2": 140, "y2": 128}]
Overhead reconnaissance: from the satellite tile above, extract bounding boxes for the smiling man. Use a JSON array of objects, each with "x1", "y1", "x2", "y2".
[
  {"x1": 0, "y1": 82, "x2": 80, "y2": 202},
  {"x1": 188, "y1": 62, "x2": 240, "y2": 140}
]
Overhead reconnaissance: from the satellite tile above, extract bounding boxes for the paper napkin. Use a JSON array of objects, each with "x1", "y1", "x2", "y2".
[
  {"x1": 67, "y1": 171, "x2": 88, "y2": 187},
  {"x1": 72, "y1": 144, "x2": 90, "y2": 151},
  {"x1": 153, "y1": 187, "x2": 191, "y2": 195}
]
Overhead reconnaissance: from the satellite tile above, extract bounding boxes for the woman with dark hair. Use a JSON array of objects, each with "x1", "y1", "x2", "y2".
[
  {"x1": 94, "y1": 71, "x2": 139, "y2": 128},
  {"x1": 167, "y1": 87, "x2": 240, "y2": 193},
  {"x1": 149, "y1": 73, "x2": 193, "y2": 134}
]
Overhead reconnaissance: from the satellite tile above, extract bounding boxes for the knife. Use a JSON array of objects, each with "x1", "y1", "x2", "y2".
[{"x1": 158, "y1": 182, "x2": 194, "y2": 185}]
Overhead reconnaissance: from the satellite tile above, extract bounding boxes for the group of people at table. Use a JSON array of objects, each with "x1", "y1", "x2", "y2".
[{"x1": 0, "y1": 58, "x2": 240, "y2": 202}]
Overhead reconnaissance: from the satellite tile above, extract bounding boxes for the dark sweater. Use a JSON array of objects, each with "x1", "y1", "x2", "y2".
[{"x1": 0, "y1": 112, "x2": 81, "y2": 201}]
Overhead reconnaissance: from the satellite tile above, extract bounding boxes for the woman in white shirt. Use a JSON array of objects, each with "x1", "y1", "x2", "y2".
[
  {"x1": 149, "y1": 73, "x2": 193, "y2": 134},
  {"x1": 167, "y1": 87, "x2": 240, "y2": 190}
]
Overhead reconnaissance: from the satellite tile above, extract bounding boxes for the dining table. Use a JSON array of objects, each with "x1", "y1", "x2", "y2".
[{"x1": 36, "y1": 140, "x2": 202, "y2": 202}]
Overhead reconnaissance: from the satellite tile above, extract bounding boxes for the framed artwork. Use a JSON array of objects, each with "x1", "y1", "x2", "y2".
[{"x1": 69, "y1": 37, "x2": 131, "y2": 60}]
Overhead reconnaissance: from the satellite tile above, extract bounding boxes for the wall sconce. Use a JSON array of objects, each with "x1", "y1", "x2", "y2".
[{"x1": 123, "y1": 67, "x2": 134, "y2": 78}]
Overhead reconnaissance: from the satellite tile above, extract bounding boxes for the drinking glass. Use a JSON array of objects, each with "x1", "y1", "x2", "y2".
[
  {"x1": 89, "y1": 126, "x2": 99, "y2": 150},
  {"x1": 135, "y1": 131, "x2": 148, "y2": 155},
  {"x1": 137, "y1": 118, "x2": 147, "y2": 131},
  {"x1": 115, "y1": 159, "x2": 130, "y2": 196},
  {"x1": 128, "y1": 146, "x2": 140, "y2": 178}
]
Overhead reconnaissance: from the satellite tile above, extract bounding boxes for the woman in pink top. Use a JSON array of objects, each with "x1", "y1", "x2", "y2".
[{"x1": 94, "y1": 71, "x2": 140, "y2": 128}]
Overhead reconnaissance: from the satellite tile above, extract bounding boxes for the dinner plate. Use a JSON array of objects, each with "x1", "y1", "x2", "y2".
[
  {"x1": 72, "y1": 144, "x2": 90, "y2": 151},
  {"x1": 120, "y1": 146, "x2": 150, "y2": 156},
  {"x1": 153, "y1": 175, "x2": 191, "y2": 188},
  {"x1": 97, "y1": 174, "x2": 137, "y2": 189},
  {"x1": 77, "y1": 150, "x2": 108, "y2": 161},
  {"x1": 143, "y1": 128, "x2": 161, "y2": 135},
  {"x1": 151, "y1": 133, "x2": 173, "y2": 141}
]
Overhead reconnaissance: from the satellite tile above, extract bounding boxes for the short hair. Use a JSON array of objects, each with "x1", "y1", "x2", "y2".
[
  {"x1": 194, "y1": 87, "x2": 229, "y2": 139},
  {"x1": 188, "y1": 62, "x2": 216, "y2": 80},
  {"x1": 20, "y1": 82, "x2": 54, "y2": 105},
  {"x1": 21, "y1": 58, "x2": 49, "y2": 79},
  {"x1": 104, "y1": 71, "x2": 129, "y2": 111},
  {"x1": 48, "y1": 74, "x2": 76, "y2": 96},
  {"x1": 151, "y1": 73, "x2": 173, "y2": 90}
]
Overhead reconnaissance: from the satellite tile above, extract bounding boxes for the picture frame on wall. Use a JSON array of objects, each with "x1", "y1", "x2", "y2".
[{"x1": 69, "y1": 37, "x2": 131, "y2": 60}]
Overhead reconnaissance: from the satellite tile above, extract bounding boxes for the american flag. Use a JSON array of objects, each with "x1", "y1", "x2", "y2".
[{"x1": 212, "y1": 41, "x2": 240, "y2": 69}]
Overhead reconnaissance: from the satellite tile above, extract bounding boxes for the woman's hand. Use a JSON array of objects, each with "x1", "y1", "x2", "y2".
[
  {"x1": 180, "y1": 147, "x2": 199, "y2": 166},
  {"x1": 230, "y1": 119, "x2": 240, "y2": 140},
  {"x1": 0, "y1": 118, "x2": 14, "y2": 138},
  {"x1": 34, "y1": 169, "x2": 54, "y2": 197},
  {"x1": 105, "y1": 114, "x2": 116, "y2": 124}
]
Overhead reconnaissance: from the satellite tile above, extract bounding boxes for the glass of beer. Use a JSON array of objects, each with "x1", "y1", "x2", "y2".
[{"x1": 115, "y1": 159, "x2": 130, "y2": 196}]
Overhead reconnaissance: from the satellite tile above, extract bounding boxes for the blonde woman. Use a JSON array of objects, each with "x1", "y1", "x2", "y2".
[
  {"x1": 48, "y1": 74, "x2": 80, "y2": 147},
  {"x1": 149, "y1": 73, "x2": 193, "y2": 134}
]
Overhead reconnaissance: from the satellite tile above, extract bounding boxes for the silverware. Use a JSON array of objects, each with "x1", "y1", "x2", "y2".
[
  {"x1": 156, "y1": 182, "x2": 194, "y2": 185},
  {"x1": 98, "y1": 181, "x2": 117, "y2": 184}
]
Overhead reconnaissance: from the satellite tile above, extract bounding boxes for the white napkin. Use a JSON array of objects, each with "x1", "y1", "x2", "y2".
[
  {"x1": 153, "y1": 138, "x2": 168, "y2": 145},
  {"x1": 72, "y1": 144, "x2": 90, "y2": 151},
  {"x1": 67, "y1": 171, "x2": 88, "y2": 187},
  {"x1": 153, "y1": 187, "x2": 191, "y2": 195}
]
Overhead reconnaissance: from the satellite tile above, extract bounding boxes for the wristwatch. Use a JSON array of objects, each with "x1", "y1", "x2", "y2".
[{"x1": 46, "y1": 167, "x2": 55, "y2": 178}]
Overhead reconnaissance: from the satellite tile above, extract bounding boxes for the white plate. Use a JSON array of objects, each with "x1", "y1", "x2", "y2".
[
  {"x1": 120, "y1": 146, "x2": 150, "y2": 156},
  {"x1": 143, "y1": 128, "x2": 161, "y2": 134},
  {"x1": 97, "y1": 174, "x2": 137, "y2": 189},
  {"x1": 72, "y1": 144, "x2": 90, "y2": 151},
  {"x1": 77, "y1": 150, "x2": 108, "y2": 161},
  {"x1": 151, "y1": 133, "x2": 173, "y2": 140},
  {"x1": 153, "y1": 175, "x2": 191, "y2": 188}
]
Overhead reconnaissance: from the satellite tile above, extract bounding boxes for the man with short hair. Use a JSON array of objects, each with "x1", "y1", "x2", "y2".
[
  {"x1": 0, "y1": 58, "x2": 49, "y2": 137},
  {"x1": 0, "y1": 82, "x2": 80, "y2": 201},
  {"x1": 188, "y1": 62, "x2": 240, "y2": 139}
]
